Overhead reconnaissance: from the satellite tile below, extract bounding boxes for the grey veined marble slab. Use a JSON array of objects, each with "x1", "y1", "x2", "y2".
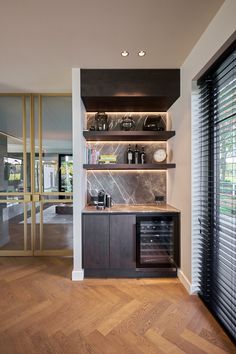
[
  {"x1": 86, "y1": 112, "x2": 167, "y2": 131},
  {"x1": 87, "y1": 170, "x2": 166, "y2": 205}
]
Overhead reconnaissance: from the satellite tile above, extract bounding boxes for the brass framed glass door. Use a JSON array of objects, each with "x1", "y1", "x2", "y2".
[
  {"x1": 0, "y1": 94, "x2": 73, "y2": 256},
  {"x1": 0, "y1": 95, "x2": 32, "y2": 255},
  {"x1": 33, "y1": 95, "x2": 73, "y2": 256}
]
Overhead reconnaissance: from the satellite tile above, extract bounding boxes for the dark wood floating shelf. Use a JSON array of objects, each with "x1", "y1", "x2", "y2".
[
  {"x1": 83, "y1": 131, "x2": 175, "y2": 141},
  {"x1": 83, "y1": 163, "x2": 176, "y2": 170}
]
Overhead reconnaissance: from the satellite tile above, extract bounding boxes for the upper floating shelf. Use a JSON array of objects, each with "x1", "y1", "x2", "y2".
[
  {"x1": 83, "y1": 131, "x2": 175, "y2": 141},
  {"x1": 83, "y1": 163, "x2": 176, "y2": 170}
]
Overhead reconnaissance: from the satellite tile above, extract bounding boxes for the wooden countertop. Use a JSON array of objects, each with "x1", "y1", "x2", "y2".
[{"x1": 82, "y1": 204, "x2": 180, "y2": 213}]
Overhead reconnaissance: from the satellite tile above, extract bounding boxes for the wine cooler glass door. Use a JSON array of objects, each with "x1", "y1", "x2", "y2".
[{"x1": 136, "y1": 216, "x2": 178, "y2": 268}]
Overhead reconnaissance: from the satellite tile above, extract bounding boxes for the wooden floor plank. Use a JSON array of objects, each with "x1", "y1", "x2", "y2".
[
  {"x1": 181, "y1": 329, "x2": 232, "y2": 354},
  {"x1": 145, "y1": 328, "x2": 185, "y2": 354},
  {"x1": 0, "y1": 257, "x2": 235, "y2": 354},
  {"x1": 97, "y1": 299, "x2": 141, "y2": 335},
  {"x1": 87, "y1": 329, "x2": 144, "y2": 354},
  {"x1": 122, "y1": 329, "x2": 166, "y2": 354}
]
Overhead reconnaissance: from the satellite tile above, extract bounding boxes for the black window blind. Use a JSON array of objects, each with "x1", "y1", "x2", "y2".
[{"x1": 197, "y1": 43, "x2": 236, "y2": 342}]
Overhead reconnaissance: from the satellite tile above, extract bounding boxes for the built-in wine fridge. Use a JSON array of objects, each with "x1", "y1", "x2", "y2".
[{"x1": 136, "y1": 214, "x2": 180, "y2": 270}]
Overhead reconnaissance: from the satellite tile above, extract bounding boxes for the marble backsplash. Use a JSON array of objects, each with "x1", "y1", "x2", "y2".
[
  {"x1": 87, "y1": 171, "x2": 166, "y2": 205},
  {"x1": 86, "y1": 112, "x2": 167, "y2": 131}
]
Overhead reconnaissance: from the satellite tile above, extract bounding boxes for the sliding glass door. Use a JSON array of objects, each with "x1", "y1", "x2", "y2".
[
  {"x1": 0, "y1": 94, "x2": 73, "y2": 256},
  {"x1": 34, "y1": 95, "x2": 73, "y2": 255},
  {"x1": 197, "y1": 44, "x2": 236, "y2": 341},
  {"x1": 0, "y1": 95, "x2": 32, "y2": 255}
]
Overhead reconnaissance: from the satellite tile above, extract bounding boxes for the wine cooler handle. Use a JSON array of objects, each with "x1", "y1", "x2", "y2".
[{"x1": 134, "y1": 223, "x2": 137, "y2": 263}]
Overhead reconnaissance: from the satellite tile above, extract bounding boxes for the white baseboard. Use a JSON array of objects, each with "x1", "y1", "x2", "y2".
[
  {"x1": 190, "y1": 284, "x2": 198, "y2": 295},
  {"x1": 178, "y1": 269, "x2": 197, "y2": 294},
  {"x1": 72, "y1": 269, "x2": 84, "y2": 281}
]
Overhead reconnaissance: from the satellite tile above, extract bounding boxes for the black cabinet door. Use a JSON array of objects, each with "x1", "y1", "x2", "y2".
[
  {"x1": 82, "y1": 215, "x2": 109, "y2": 269},
  {"x1": 110, "y1": 215, "x2": 136, "y2": 269}
]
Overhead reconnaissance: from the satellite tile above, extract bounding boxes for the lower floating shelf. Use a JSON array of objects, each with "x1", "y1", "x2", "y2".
[{"x1": 83, "y1": 163, "x2": 176, "y2": 170}]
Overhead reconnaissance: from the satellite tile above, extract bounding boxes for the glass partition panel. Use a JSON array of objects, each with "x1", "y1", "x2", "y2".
[
  {"x1": 0, "y1": 96, "x2": 25, "y2": 193},
  {"x1": 0, "y1": 95, "x2": 73, "y2": 256},
  {"x1": 0, "y1": 201, "x2": 31, "y2": 251},
  {"x1": 35, "y1": 200, "x2": 73, "y2": 251},
  {"x1": 39, "y1": 96, "x2": 72, "y2": 193}
]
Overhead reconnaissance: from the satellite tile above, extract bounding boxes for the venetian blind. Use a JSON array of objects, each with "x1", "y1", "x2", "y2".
[{"x1": 197, "y1": 43, "x2": 236, "y2": 341}]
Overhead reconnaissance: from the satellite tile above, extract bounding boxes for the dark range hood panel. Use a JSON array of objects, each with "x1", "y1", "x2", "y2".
[{"x1": 81, "y1": 69, "x2": 180, "y2": 112}]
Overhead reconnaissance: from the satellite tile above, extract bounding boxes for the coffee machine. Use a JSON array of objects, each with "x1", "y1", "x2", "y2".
[
  {"x1": 96, "y1": 190, "x2": 112, "y2": 209},
  {"x1": 97, "y1": 190, "x2": 106, "y2": 209}
]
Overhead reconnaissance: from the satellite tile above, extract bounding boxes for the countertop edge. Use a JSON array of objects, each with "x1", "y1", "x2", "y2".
[{"x1": 82, "y1": 204, "x2": 180, "y2": 214}]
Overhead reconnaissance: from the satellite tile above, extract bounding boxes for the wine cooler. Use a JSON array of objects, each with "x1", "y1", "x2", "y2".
[{"x1": 136, "y1": 215, "x2": 180, "y2": 269}]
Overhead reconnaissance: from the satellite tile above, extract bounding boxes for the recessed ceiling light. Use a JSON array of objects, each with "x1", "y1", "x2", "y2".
[
  {"x1": 121, "y1": 51, "x2": 129, "y2": 57},
  {"x1": 138, "y1": 50, "x2": 146, "y2": 57}
]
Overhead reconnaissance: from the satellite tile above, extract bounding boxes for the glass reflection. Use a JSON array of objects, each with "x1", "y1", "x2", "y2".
[
  {"x1": 0, "y1": 95, "x2": 73, "y2": 254},
  {"x1": 59, "y1": 154, "x2": 73, "y2": 193},
  {"x1": 0, "y1": 96, "x2": 31, "y2": 193},
  {"x1": 0, "y1": 202, "x2": 31, "y2": 251},
  {"x1": 35, "y1": 202, "x2": 73, "y2": 251},
  {"x1": 40, "y1": 96, "x2": 73, "y2": 193}
]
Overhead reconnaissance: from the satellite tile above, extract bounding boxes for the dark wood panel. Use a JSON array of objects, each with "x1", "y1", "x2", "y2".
[
  {"x1": 81, "y1": 69, "x2": 180, "y2": 111},
  {"x1": 82, "y1": 214, "x2": 109, "y2": 269},
  {"x1": 83, "y1": 163, "x2": 176, "y2": 170},
  {"x1": 110, "y1": 215, "x2": 136, "y2": 269},
  {"x1": 81, "y1": 96, "x2": 178, "y2": 112},
  {"x1": 84, "y1": 268, "x2": 177, "y2": 278},
  {"x1": 81, "y1": 69, "x2": 180, "y2": 96},
  {"x1": 83, "y1": 131, "x2": 175, "y2": 141}
]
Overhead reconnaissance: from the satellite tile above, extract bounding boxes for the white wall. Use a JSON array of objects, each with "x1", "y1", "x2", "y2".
[
  {"x1": 168, "y1": 0, "x2": 236, "y2": 292},
  {"x1": 72, "y1": 69, "x2": 85, "y2": 281}
]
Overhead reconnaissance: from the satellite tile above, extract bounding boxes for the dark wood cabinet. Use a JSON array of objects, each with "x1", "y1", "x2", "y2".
[
  {"x1": 82, "y1": 214, "x2": 135, "y2": 270},
  {"x1": 81, "y1": 69, "x2": 180, "y2": 112},
  {"x1": 110, "y1": 215, "x2": 136, "y2": 269},
  {"x1": 82, "y1": 215, "x2": 109, "y2": 269},
  {"x1": 82, "y1": 212, "x2": 180, "y2": 277}
]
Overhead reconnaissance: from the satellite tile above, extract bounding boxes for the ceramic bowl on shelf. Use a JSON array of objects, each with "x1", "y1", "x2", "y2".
[{"x1": 120, "y1": 116, "x2": 135, "y2": 131}]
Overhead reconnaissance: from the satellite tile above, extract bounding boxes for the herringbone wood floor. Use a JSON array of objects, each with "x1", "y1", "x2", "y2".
[{"x1": 0, "y1": 257, "x2": 235, "y2": 354}]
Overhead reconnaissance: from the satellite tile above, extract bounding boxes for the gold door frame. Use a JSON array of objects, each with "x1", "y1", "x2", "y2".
[
  {"x1": 0, "y1": 93, "x2": 73, "y2": 256},
  {"x1": 0, "y1": 94, "x2": 32, "y2": 256}
]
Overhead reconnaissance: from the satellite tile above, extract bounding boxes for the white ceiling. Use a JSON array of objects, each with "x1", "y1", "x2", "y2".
[{"x1": 0, "y1": 0, "x2": 224, "y2": 93}]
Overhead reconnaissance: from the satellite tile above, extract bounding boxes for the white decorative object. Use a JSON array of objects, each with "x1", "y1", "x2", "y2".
[{"x1": 153, "y1": 148, "x2": 167, "y2": 163}]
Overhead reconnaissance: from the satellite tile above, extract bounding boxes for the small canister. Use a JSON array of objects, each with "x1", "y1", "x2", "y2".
[{"x1": 106, "y1": 194, "x2": 112, "y2": 208}]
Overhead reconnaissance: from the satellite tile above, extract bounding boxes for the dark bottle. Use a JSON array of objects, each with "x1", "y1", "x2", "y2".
[
  {"x1": 127, "y1": 144, "x2": 133, "y2": 164},
  {"x1": 134, "y1": 144, "x2": 139, "y2": 164},
  {"x1": 140, "y1": 146, "x2": 146, "y2": 164}
]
